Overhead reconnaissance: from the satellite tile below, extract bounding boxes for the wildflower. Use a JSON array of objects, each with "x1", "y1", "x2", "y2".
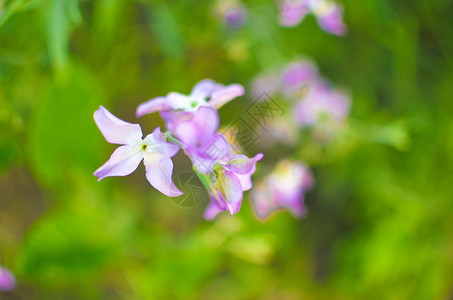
[
  {"x1": 280, "y1": 60, "x2": 318, "y2": 97},
  {"x1": 134, "y1": 80, "x2": 263, "y2": 219},
  {"x1": 0, "y1": 265, "x2": 15, "y2": 292},
  {"x1": 280, "y1": 0, "x2": 347, "y2": 36},
  {"x1": 252, "y1": 160, "x2": 313, "y2": 218},
  {"x1": 204, "y1": 153, "x2": 263, "y2": 220},
  {"x1": 294, "y1": 81, "x2": 350, "y2": 126},
  {"x1": 316, "y1": 2, "x2": 346, "y2": 36},
  {"x1": 280, "y1": 0, "x2": 309, "y2": 28},
  {"x1": 93, "y1": 106, "x2": 182, "y2": 197},
  {"x1": 136, "y1": 79, "x2": 244, "y2": 118}
]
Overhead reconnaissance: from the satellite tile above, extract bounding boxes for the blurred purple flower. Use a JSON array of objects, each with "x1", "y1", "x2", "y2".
[
  {"x1": 279, "y1": 0, "x2": 347, "y2": 36},
  {"x1": 252, "y1": 160, "x2": 314, "y2": 218},
  {"x1": 93, "y1": 106, "x2": 182, "y2": 197},
  {"x1": 0, "y1": 266, "x2": 16, "y2": 292},
  {"x1": 280, "y1": 0, "x2": 310, "y2": 27},
  {"x1": 136, "y1": 79, "x2": 244, "y2": 118},
  {"x1": 215, "y1": 0, "x2": 247, "y2": 30},
  {"x1": 317, "y1": 3, "x2": 347, "y2": 36},
  {"x1": 205, "y1": 153, "x2": 263, "y2": 220},
  {"x1": 294, "y1": 81, "x2": 350, "y2": 126},
  {"x1": 281, "y1": 60, "x2": 318, "y2": 97},
  {"x1": 251, "y1": 59, "x2": 318, "y2": 100}
]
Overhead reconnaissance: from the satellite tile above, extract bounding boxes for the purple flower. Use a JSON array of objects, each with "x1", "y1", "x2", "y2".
[
  {"x1": 215, "y1": 0, "x2": 248, "y2": 30},
  {"x1": 280, "y1": 60, "x2": 318, "y2": 97},
  {"x1": 317, "y1": 3, "x2": 347, "y2": 36},
  {"x1": 136, "y1": 79, "x2": 244, "y2": 118},
  {"x1": 279, "y1": 0, "x2": 347, "y2": 36},
  {"x1": 251, "y1": 59, "x2": 318, "y2": 100},
  {"x1": 0, "y1": 266, "x2": 16, "y2": 292},
  {"x1": 134, "y1": 80, "x2": 263, "y2": 219},
  {"x1": 93, "y1": 106, "x2": 182, "y2": 197},
  {"x1": 280, "y1": 0, "x2": 310, "y2": 27},
  {"x1": 204, "y1": 153, "x2": 263, "y2": 220},
  {"x1": 294, "y1": 81, "x2": 350, "y2": 126},
  {"x1": 252, "y1": 160, "x2": 314, "y2": 218},
  {"x1": 171, "y1": 106, "x2": 232, "y2": 173}
]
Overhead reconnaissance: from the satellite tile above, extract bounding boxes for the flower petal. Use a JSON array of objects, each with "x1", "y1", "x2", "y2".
[
  {"x1": 191, "y1": 79, "x2": 220, "y2": 99},
  {"x1": 143, "y1": 128, "x2": 180, "y2": 158},
  {"x1": 143, "y1": 154, "x2": 183, "y2": 197},
  {"x1": 188, "y1": 150, "x2": 217, "y2": 174},
  {"x1": 173, "y1": 106, "x2": 219, "y2": 147},
  {"x1": 94, "y1": 106, "x2": 143, "y2": 145},
  {"x1": 94, "y1": 145, "x2": 143, "y2": 181},
  {"x1": 136, "y1": 96, "x2": 174, "y2": 118},
  {"x1": 225, "y1": 153, "x2": 263, "y2": 174},
  {"x1": 188, "y1": 134, "x2": 232, "y2": 174},
  {"x1": 317, "y1": 4, "x2": 347, "y2": 36},
  {"x1": 160, "y1": 110, "x2": 193, "y2": 131},
  {"x1": 216, "y1": 170, "x2": 243, "y2": 216},
  {"x1": 280, "y1": 0, "x2": 309, "y2": 27},
  {"x1": 270, "y1": 180, "x2": 307, "y2": 218},
  {"x1": 293, "y1": 82, "x2": 328, "y2": 125},
  {"x1": 251, "y1": 184, "x2": 273, "y2": 218},
  {"x1": 326, "y1": 90, "x2": 350, "y2": 121},
  {"x1": 0, "y1": 267, "x2": 16, "y2": 291},
  {"x1": 226, "y1": 153, "x2": 263, "y2": 191},
  {"x1": 203, "y1": 200, "x2": 224, "y2": 221},
  {"x1": 166, "y1": 92, "x2": 202, "y2": 110},
  {"x1": 209, "y1": 84, "x2": 245, "y2": 109},
  {"x1": 281, "y1": 60, "x2": 318, "y2": 96},
  {"x1": 202, "y1": 134, "x2": 232, "y2": 161}
]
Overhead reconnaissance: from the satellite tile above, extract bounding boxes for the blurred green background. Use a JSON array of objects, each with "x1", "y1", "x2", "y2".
[{"x1": 1, "y1": 0, "x2": 453, "y2": 299}]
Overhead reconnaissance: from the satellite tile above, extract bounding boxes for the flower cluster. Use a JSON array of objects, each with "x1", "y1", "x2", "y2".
[
  {"x1": 253, "y1": 59, "x2": 350, "y2": 132},
  {"x1": 248, "y1": 58, "x2": 351, "y2": 217},
  {"x1": 94, "y1": 79, "x2": 263, "y2": 220},
  {"x1": 279, "y1": 0, "x2": 347, "y2": 36},
  {"x1": 0, "y1": 258, "x2": 16, "y2": 292}
]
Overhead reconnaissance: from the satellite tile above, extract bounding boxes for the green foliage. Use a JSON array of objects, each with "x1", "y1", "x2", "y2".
[
  {"x1": 28, "y1": 62, "x2": 104, "y2": 188},
  {"x1": 0, "y1": 0, "x2": 452, "y2": 299}
]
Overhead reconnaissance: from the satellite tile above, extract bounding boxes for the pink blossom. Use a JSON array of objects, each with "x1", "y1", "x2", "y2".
[
  {"x1": 0, "y1": 266, "x2": 15, "y2": 292},
  {"x1": 294, "y1": 81, "x2": 350, "y2": 126},
  {"x1": 136, "y1": 79, "x2": 244, "y2": 118},
  {"x1": 93, "y1": 106, "x2": 182, "y2": 197},
  {"x1": 251, "y1": 59, "x2": 318, "y2": 100},
  {"x1": 135, "y1": 80, "x2": 263, "y2": 218},
  {"x1": 279, "y1": 0, "x2": 347, "y2": 36},
  {"x1": 204, "y1": 153, "x2": 264, "y2": 220},
  {"x1": 252, "y1": 160, "x2": 314, "y2": 218},
  {"x1": 280, "y1": 60, "x2": 318, "y2": 97}
]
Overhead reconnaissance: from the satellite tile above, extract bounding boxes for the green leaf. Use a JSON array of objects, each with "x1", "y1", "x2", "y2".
[
  {"x1": 28, "y1": 62, "x2": 105, "y2": 188},
  {"x1": 47, "y1": 0, "x2": 82, "y2": 72},
  {"x1": 149, "y1": 3, "x2": 185, "y2": 59},
  {"x1": 16, "y1": 193, "x2": 131, "y2": 285}
]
